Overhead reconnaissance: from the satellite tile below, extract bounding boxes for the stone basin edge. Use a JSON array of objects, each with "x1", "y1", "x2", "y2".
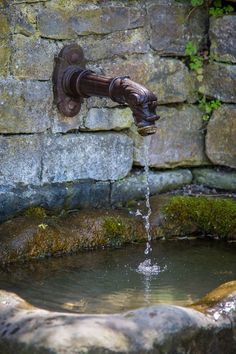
[{"x1": 0, "y1": 281, "x2": 235, "y2": 354}]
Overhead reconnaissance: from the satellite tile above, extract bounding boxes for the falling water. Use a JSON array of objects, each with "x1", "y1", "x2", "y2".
[
  {"x1": 143, "y1": 141, "x2": 152, "y2": 256},
  {"x1": 136, "y1": 139, "x2": 166, "y2": 276}
]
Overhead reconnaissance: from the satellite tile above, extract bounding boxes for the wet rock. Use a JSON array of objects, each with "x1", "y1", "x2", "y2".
[
  {"x1": 103, "y1": 55, "x2": 197, "y2": 104},
  {"x1": 0, "y1": 135, "x2": 42, "y2": 186},
  {"x1": 0, "y1": 180, "x2": 111, "y2": 223},
  {"x1": 209, "y1": 15, "x2": 236, "y2": 63},
  {"x1": 159, "y1": 195, "x2": 236, "y2": 239},
  {"x1": 193, "y1": 168, "x2": 236, "y2": 191},
  {"x1": 0, "y1": 210, "x2": 145, "y2": 264},
  {"x1": 111, "y1": 169, "x2": 192, "y2": 206},
  {"x1": 0, "y1": 282, "x2": 235, "y2": 353},
  {"x1": 0, "y1": 78, "x2": 51, "y2": 133},
  {"x1": 202, "y1": 63, "x2": 236, "y2": 103},
  {"x1": 130, "y1": 105, "x2": 208, "y2": 168},
  {"x1": 12, "y1": 35, "x2": 57, "y2": 80},
  {"x1": 83, "y1": 107, "x2": 133, "y2": 131},
  {"x1": 37, "y1": 4, "x2": 145, "y2": 39},
  {"x1": 147, "y1": 0, "x2": 208, "y2": 56},
  {"x1": 206, "y1": 105, "x2": 236, "y2": 169},
  {"x1": 42, "y1": 133, "x2": 133, "y2": 182}
]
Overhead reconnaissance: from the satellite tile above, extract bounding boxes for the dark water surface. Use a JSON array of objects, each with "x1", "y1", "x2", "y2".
[{"x1": 0, "y1": 240, "x2": 235, "y2": 314}]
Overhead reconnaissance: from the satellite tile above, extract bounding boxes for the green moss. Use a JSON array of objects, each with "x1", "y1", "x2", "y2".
[
  {"x1": 23, "y1": 207, "x2": 47, "y2": 218},
  {"x1": 103, "y1": 216, "x2": 127, "y2": 247},
  {"x1": 163, "y1": 196, "x2": 236, "y2": 239}
]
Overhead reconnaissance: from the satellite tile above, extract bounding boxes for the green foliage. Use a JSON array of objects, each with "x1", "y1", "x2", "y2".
[
  {"x1": 163, "y1": 196, "x2": 236, "y2": 239},
  {"x1": 209, "y1": 0, "x2": 234, "y2": 16},
  {"x1": 198, "y1": 95, "x2": 221, "y2": 121},
  {"x1": 191, "y1": 0, "x2": 204, "y2": 6},
  {"x1": 185, "y1": 41, "x2": 203, "y2": 74}
]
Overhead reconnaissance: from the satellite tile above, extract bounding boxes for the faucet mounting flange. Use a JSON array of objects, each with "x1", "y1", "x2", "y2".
[{"x1": 53, "y1": 44, "x2": 86, "y2": 117}]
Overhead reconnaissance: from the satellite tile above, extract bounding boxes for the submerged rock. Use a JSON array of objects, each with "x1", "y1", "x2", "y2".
[{"x1": 0, "y1": 281, "x2": 235, "y2": 353}]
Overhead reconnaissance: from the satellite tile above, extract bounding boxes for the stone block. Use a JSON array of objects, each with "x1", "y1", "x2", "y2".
[
  {"x1": 0, "y1": 42, "x2": 10, "y2": 77},
  {"x1": 37, "y1": 5, "x2": 145, "y2": 39},
  {"x1": 130, "y1": 105, "x2": 209, "y2": 169},
  {"x1": 206, "y1": 105, "x2": 236, "y2": 169},
  {"x1": 147, "y1": 0, "x2": 208, "y2": 56},
  {"x1": 42, "y1": 133, "x2": 133, "y2": 183},
  {"x1": 210, "y1": 15, "x2": 236, "y2": 63},
  {"x1": 0, "y1": 135, "x2": 42, "y2": 185},
  {"x1": 193, "y1": 168, "x2": 236, "y2": 191},
  {"x1": 11, "y1": 6, "x2": 36, "y2": 36},
  {"x1": 12, "y1": 35, "x2": 57, "y2": 80},
  {"x1": 83, "y1": 108, "x2": 133, "y2": 131},
  {"x1": 81, "y1": 28, "x2": 148, "y2": 61},
  {"x1": 202, "y1": 63, "x2": 236, "y2": 103},
  {"x1": 102, "y1": 55, "x2": 197, "y2": 104},
  {"x1": 0, "y1": 78, "x2": 51, "y2": 133},
  {"x1": 111, "y1": 169, "x2": 192, "y2": 206}
]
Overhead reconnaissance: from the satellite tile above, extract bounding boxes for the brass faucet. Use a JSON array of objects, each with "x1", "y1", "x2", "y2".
[{"x1": 53, "y1": 44, "x2": 159, "y2": 136}]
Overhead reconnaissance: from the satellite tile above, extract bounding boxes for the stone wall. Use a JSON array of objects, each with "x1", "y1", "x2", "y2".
[{"x1": 0, "y1": 0, "x2": 236, "y2": 221}]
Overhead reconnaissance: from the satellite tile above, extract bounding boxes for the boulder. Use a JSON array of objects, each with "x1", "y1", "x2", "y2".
[
  {"x1": 111, "y1": 169, "x2": 192, "y2": 206},
  {"x1": 209, "y1": 15, "x2": 236, "y2": 63},
  {"x1": 206, "y1": 105, "x2": 236, "y2": 168},
  {"x1": 42, "y1": 133, "x2": 133, "y2": 183},
  {"x1": 83, "y1": 108, "x2": 133, "y2": 131},
  {"x1": 130, "y1": 105, "x2": 209, "y2": 168},
  {"x1": 0, "y1": 78, "x2": 51, "y2": 133},
  {"x1": 147, "y1": 0, "x2": 208, "y2": 56},
  {"x1": 11, "y1": 35, "x2": 57, "y2": 80},
  {"x1": 202, "y1": 63, "x2": 236, "y2": 103},
  {"x1": 193, "y1": 168, "x2": 236, "y2": 191},
  {"x1": 37, "y1": 4, "x2": 145, "y2": 39}
]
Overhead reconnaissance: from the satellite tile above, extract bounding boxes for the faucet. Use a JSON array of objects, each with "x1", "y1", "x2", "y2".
[{"x1": 53, "y1": 44, "x2": 159, "y2": 136}]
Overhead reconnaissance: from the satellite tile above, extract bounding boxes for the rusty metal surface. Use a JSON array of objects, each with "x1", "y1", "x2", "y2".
[{"x1": 53, "y1": 44, "x2": 159, "y2": 135}]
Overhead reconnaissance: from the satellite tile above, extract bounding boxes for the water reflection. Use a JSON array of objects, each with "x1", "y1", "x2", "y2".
[{"x1": 0, "y1": 240, "x2": 235, "y2": 314}]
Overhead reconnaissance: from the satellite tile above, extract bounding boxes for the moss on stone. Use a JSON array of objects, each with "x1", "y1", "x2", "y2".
[
  {"x1": 23, "y1": 207, "x2": 47, "y2": 218},
  {"x1": 162, "y1": 196, "x2": 236, "y2": 239},
  {"x1": 103, "y1": 216, "x2": 127, "y2": 247}
]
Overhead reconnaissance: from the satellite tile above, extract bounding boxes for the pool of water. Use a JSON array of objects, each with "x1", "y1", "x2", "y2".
[{"x1": 0, "y1": 240, "x2": 235, "y2": 314}]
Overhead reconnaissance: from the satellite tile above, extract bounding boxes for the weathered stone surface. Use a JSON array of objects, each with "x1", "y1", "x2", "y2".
[
  {"x1": 81, "y1": 28, "x2": 148, "y2": 61},
  {"x1": 193, "y1": 168, "x2": 236, "y2": 191},
  {"x1": 202, "y1": 63, "x2": 236, "y2": 102},
  {"x1": 206, "y1": 105, "x2": 236, "y2": 168},
  {"x1": 0, "y1": 78, "x2": 51, "y2": 133},
  {"x1": 37, "y1": 5, "x2": 145, "y2": 39},
  {"x1": 0, "y1": 210, "x2": 145, "y2": 263},
  {"x1": 11, "y1": 6, "x2": 36, "y2": 36},
  {"x1": 130, "y1": 105, "x2": 208, "y2": 168},
  {"x1": 210, "y1": 15, "x2": 236, "y2": 63},
  {"x1": 83, "y1": 107, "x2": 133, "y2": 131},
  {"x1": 0, "y1": 283, "x2": 235, "y2": 353},
  {"x1": 51, "y1": 103, "x2": 86, "y2": 133},
  {"x1": 12, "y1": 35, "x2": 57, "y2": 80},
  {"x1": 0, "y1": 180, "x2": 111, "y2": 223},
  {"x1": 111, "y1": 169, "x2": 192, "y2": 206},
  {"x1": 0, "y1": 135, "x2": 42, "y2": 185},
  {"x1": 0, "y1": 11, "x2": 10, "y2": 76},
  {"x1": 42, "y1": 133, "x2": 133, "y2": 183},
  {"x1": 147, "y1": 0, "x2": 208, "y2": 56},
  {"x1": 102, "y1": 55, "x2": 197, "y2": 104}
]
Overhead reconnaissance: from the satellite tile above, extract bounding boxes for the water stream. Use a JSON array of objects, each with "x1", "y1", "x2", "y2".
[{"x1": 136, "y1": 139, "x2": 166, "y2": 277}]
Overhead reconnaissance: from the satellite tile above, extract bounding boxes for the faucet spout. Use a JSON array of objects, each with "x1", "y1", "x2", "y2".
[{"x1": 53, "y1": 44, "x2": 159, "y2": 136}]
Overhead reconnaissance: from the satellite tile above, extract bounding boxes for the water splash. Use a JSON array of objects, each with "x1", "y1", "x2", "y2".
[{"x1": 137, "y1": 259, "x2": 167, "y2": 276}]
